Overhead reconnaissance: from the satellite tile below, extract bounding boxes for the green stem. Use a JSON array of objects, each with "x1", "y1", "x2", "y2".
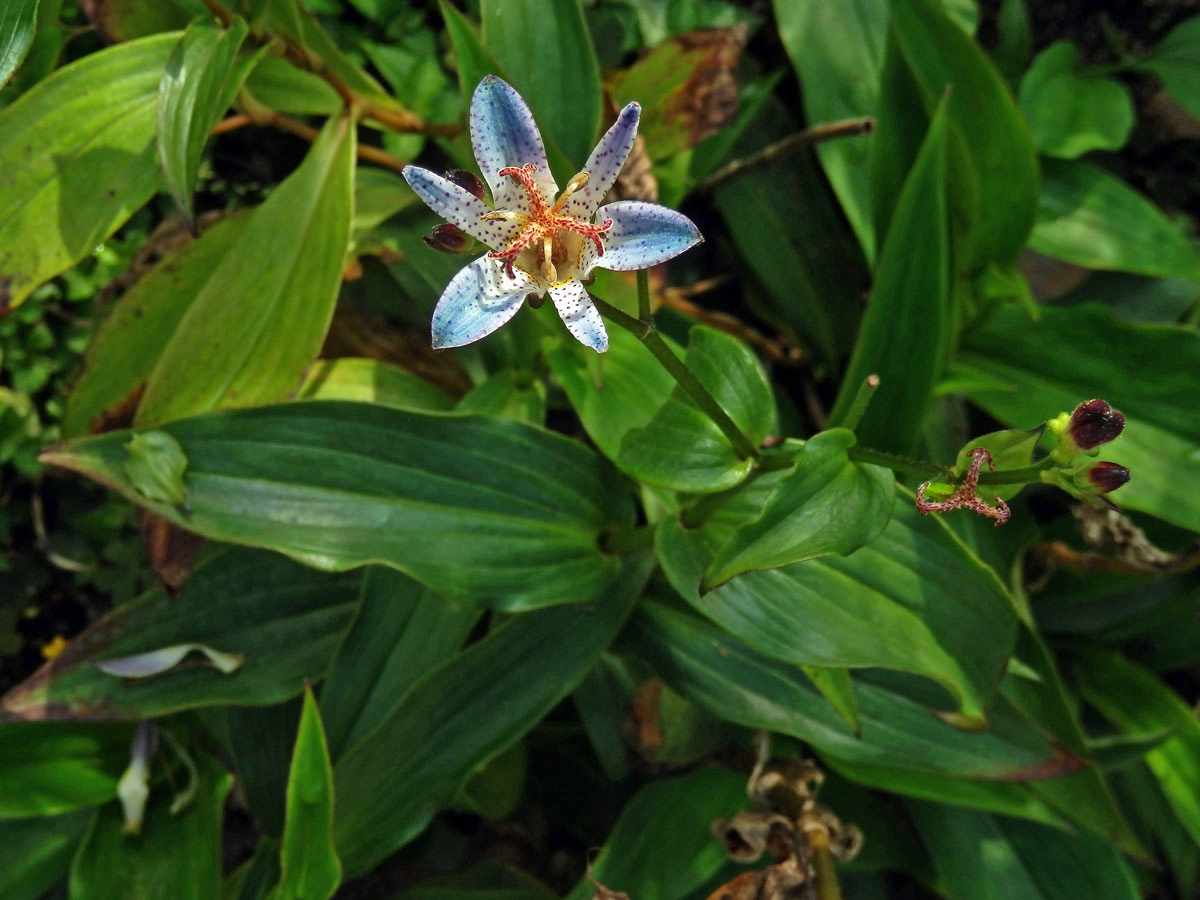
[
  {"x1": 636, "y1": 268, "x2": 652, "y2": 323},
  {"x1": 591, "y1": 295, "x2": 761, "y2": 462},
  {"x1": 812, "y1": 845, "x2": 843, "y2": 900},
  {"x1": 840, "y1": 374, "x2": 879, "y2": 432},
  {"x1": 977, "y1": 456, "x2": 1057, "y2": 485},
  {"x1": 847, "y1": 446, "x2": 949, "y2": 481},
  {"x1": 601, "y1": 523, "x2": 656, "y2": 554}
]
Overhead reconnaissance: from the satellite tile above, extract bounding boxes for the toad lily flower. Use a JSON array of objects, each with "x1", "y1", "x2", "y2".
[{"x1": 403, "y1": 76, "x2": 703, "y2": 353}]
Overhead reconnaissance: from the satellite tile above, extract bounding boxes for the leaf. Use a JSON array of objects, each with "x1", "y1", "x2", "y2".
[
  {"x1": 0, "y1": 723, "x2": 132, "y2": 818},
  {"x1": 123, "y1": 431, "x2": 188, "y2": 506},
  {"x1": 456, "y1": 371, "x2": 547, "y2": 425},
  {"x1": 772, "y1": 0, "x2": 886, "y2": 258},
  {"x1": 561, "y1": 768, "x2": 749, "y2": 900},
  {"x1": 0, "y1": 0, "x2": 38, "y2": 88},
  {"x1": 1018, "y1": 42, "x2": 1134, "y2": 158},
  {"x1": 1028, "y1": 159, "x2": 1200, "y2": 280},
  {"x1": 295, "y1": 358, "x2": 456, "y2": 412},
  {"x1": 351, "y1": 167, "x2": 419, "y2": 242},
  {"x1": 332, "y1": 553, "x2": 654, "y2": 877},
  {"x1": 480, "y1": 0, "x2": 601, "y2": 175},
  {"x1": 703, "y1": 429, "x2": 894, "y2": 587},
  {"x1": 68, "y1": 753, "x2": 232, "y2": 900},
  {"x1": 241, "y1": 56, "x2": 341, "y2": 116},
  {"x1": 828, "y1": 97, "x2": 952, "y2": 449},
  {"x1": 42, "y1": 402, "x2": 635, "y2": 610},
  {"x1": 270, "y1": 687, "x2": 340, "y2": 900},
  {"x1": 439, "y1": 0, "x2": 506, "y2": 99},
  {"x1": 135, "y1": 115, "x2": 355, "y2": 425},
  {"x1": 0, "y1": 33, "x2": 175, "y2": 312},
  {"x1": 957, "y1": 302, "x2": 1200, "y2": 532},
  {"x1": 74, "y1": 0, "x2": 198, "y2": 42},
  {"x1": 1, "y1": 548, "x2": 360, "y2": 721},
  {"x1": 157, "y1": 17, "x2": 253, "y2": 220},
  {"x1": 992, "y1": 0, "x2": 1032, "y2": 85},
  {"x1": 802, "y1": 666, "x2": 860, "y2": 735},
  {"x1": 0, "y1": 810, "x2": 92, "y2": 900},
  {"x1": 1139, "y1": 16, "x2": 1200, "y2": 120}
]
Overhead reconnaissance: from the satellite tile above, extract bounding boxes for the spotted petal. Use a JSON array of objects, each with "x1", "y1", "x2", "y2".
[
  {"x1": 432, "y1": 256, "x2": 534, "y2": 349},
  {"x1": 561, "y1": 102, "x2": 641, "y2": 219},
  {"x1": 549, "y1": 279, "x2": 608, "y2": 353},
  {"x1": 403, "y1": 165, "x2": 521, "y2": 251},
  {"x1": 581, "y1": 201, "x2": 703, "y2": 274},
  {"x1": 470, "y1": 75, "x2": 558, "y2": 212}
]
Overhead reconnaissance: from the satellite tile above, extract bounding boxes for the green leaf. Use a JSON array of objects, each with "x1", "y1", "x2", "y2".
[
  {"x1": 1075, "y1": 649, "x2": 1200, "y2": 849},
  {"x1": 68, "y1": 753, "x2": 232, "y2": 900},
  {"x1": 136, "y1": 115, "x2": 355, "y2": 425},
  {"x1": 43, "y1": 402, "x2": 634, "y2": 609},
  {"x1": 157, "y1": 17, "x2": 254, "y2": 220},
  {"x1": 439, "y1": 0, "x2": 506, "y2": 99},
  {"x1": 1, "y1": 548, "x2": 360, "y2": 721},
  {"x1": 480, "y1": 0, "x2": 601, "y2": 176},
  {"x1": 70, "y1": 0, "x2": 198, "y2": 42},
  {"x1": 0, "y1": 810, "x2": 92, "y2": 900},
  {"x1": 802, "y1": 666, "x2": 861, "y2": 735},
  {"x1": 270, "y1": 687, "x2": 340, "y2": 900},
  {"x1": 456, "y1": 371, "x2": 547, "y2": 425},
  {"x1": 0, "y1": 33, "x2": 175, "y2": 312},
  {"x1": 319, "y1": 567, "x2": 481, "y2": 760},
  {"x1": 123, "y1": 431, "x2": 188, "y2": 506},
  {"x1": 1028, "y1": 159, "x2": 1200, "y2": 280},
  {"x1": 703, "y1": 429, "x2": 894, "y2": 587},
  {"x1": 0, "y1": 723, "x2": 132, "y2": 818},
  {"x1": 889, "y1": 0, "x2": 1038, "y2": 266},
  {"x1": 957, "y1": 302, "x2": 1200, "y2": 532},
  {"x1": 561, "y1": 768, "x2": 749, "y2": 900},
  {"x1": 1139, "y1": 16, "x2": 1200, "y2": 120},
  {"x1": 772, "y1": 0, "x2": 886, "y2": 258},
  {"x1": 992, "y1": 0, "x2": 1032, "y2": 85},
  {"x1": 829, "y1": 97, "x2": 952, "y2": 449},
  {"x1": 295, "y1": 358, "x2": 456, "y2": 412},
  {"x1": 352, "y1": 167, "x2": 419, "y2": 243},
  {"x1": 332, "y1": 553, "x2": 654, "y2": 877},
  {"x1": 242, "y1": 56, "x2": 341, "y2": 116},
  {"x1": 0, "y1": 0, "x2": 38, "y2": 88},
  {"x1": 1018, "y1": 42, "x2": 1134, "y2": 158}
]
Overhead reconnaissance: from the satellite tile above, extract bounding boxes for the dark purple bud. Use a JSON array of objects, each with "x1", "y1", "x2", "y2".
[
  {"x1": 1069, "y1": 399, "x2": 1125, "y2": 450},
  {"x1": 444, "y1": 169, "x2": 488, "y2": 202},
  {"x1": 423, "y1": 223, "x2": 471, "y2": 254},
  {"x1": 1086, "y1": 461, "x2": 1130, "y2": 493}
]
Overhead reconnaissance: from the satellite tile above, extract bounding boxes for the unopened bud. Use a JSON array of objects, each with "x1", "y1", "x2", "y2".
[
  {"x1": 423, "y1": 223, "x2": 472, "y2": 254},
  {"x1": 444, "y1": 169, "x2": 488, "y2": 202},
  {"x1": 1069, "y1": 399, "x2": 1125, "y2": 451},
  {"x1": 1085, "y1": 461, "x2": 1130, "y2": 494}
]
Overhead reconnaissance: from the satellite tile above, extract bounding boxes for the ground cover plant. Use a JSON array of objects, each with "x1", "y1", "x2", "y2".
[{"x1": 2, "y1": 0, "x2": 1200, "y2": 898}]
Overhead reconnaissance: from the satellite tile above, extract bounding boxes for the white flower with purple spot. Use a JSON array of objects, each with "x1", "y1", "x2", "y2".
[{"x1": 403, "y1": 76, "x2": 703, "y2": 353}]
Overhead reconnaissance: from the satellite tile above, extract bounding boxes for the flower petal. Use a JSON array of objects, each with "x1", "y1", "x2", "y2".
[
  {"x1": 561, "y1": 102, "x2": 641, "y2": 219},
  {"x1": 549, "y1": 279, "x2": 608, "y2": 353},
  {"x1": 403, "y1": 165, "x2": 521, "y2": 251},
  {"x1": 432, "y1": 256, "x2": 534, "y2": 349},
  {"x1": 470, "y1": 75, "x2": 558, "y2": 211},
  {"x1": 583, "y1": 201, "x2": 703, "y2": 273}
]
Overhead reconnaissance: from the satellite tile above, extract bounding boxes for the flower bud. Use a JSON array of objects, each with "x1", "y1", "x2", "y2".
[
  {"x1": 422, "y1": 223, "x2": 472, "y2": 254},
  {"x1": 444, "y1": 169, "x2": 488, "y2": 202},
  {"x1": 1068, "y1": 399, "x2": 1125, "y2": 451},
  {"x1": 1085, "y1": 461, "x2": 1130, "y2": 494},
  {"x1": 1040, "y1": 459, "x2": 1130, "y2": 503}
]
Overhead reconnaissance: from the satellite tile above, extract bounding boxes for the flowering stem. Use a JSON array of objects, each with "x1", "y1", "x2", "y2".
[
  {"x1": 590, "y1": 295, "x2": 761, "y2": 462},
  {"x1": 977, "y1": 456, "x2": 1058, "y2": 485},
  {"x1": 846, "y1": 446, "x2": 950, "y2": 481},
  {"x1": 637, "y1": 269, "x2": 653, "y2": 322},
  {"x1": 840, "y1": 374, "x2": 880, "y2": 432}
]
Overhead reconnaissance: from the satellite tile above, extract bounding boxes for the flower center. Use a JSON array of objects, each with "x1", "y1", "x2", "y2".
[{"x1": 481, "y1": 163, "x2": 613, "y2": 284}]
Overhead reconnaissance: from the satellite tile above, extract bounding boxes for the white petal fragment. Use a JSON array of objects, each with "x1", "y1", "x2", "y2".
[
  {"x1": 562, "y1": 102, "x2": 641, "y2": 219},
  {"x1": 432, "y1": 256, "x2": 536, "y2": 349},
  {"x1": 95, "y1": 642, "x2": 244, "y2": 678},
  {"x1": 117, "y1": 722, "x2": 155, "y2": 836},
  {"x1": 470, "y1": 75, "x2": 558, "y2": 211},
  {"x1": 402, "y1": 165, "x2": 520, "y2": 251},
  {"x1": 549, "y1": 279, "x2": 608, "y2": 352},
  {"x1": 589, "y1": 201, "x2": 704, "y2": 273}
]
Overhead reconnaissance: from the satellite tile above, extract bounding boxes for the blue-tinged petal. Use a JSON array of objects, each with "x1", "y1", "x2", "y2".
[
  {"x1": 432, "y1": 256, "x2": 534, "y2": 349},
  {"x1": 549, "y1": 279, "x2": 608, "y2": 353},
  {"x1": 470, "y1": 75, "x2": 557, "y2": 211},
  {"x1": 561, "y1": 103, "x2": 641, "y2": 219},
  {"x1": 403, "y1": 165, "x2": 520, "y2": 251},
  {"x1": 584, "y1": 201, "x2": 703, "y2": 273}
]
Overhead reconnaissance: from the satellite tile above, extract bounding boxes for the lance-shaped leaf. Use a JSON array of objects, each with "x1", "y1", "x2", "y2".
[
  {"x1": 0, "y1": 0, "x2": 38, "y2": 88},
  {"x1": 0, "y1": 33, "x2": 175, "y2": 312},
  {"x1": 0, "y1": 723, "x2": 133, "y2": 818},
  {"x1": 135, "y1": 115, "x2": 355, "y2": 425},
  {"x1": 41, "y1": 402, "x2": 635, "y2": 610},
  {"x1": 0, "y1": 810, "x2": 93, "y2": 900},
  {"x1": 295, "y1": 358, "x2": 456, "y2": 412},
  {"x1": 1138, "y1": 16, "x2": 1200, "y2": 120}
]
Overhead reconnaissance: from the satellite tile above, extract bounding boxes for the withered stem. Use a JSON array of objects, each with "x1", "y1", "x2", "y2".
[{"x1": 698, "y1": 117, "x2": 875, "y2": 190}]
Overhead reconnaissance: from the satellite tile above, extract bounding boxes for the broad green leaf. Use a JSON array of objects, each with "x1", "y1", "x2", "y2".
[
  {"x1": 618, "y1": 326, "x2": 774, "y2": 493},
  {"x1": 362, "y1": 32, "x2": 459, "y2": 160},
  {"x1": 157, "y1": 17, "x2": 253, "y2": 220},
  {"x1": 829, "y1": 97, "x2": 952, "y2": 449},
  {"x1": 561, "y1": 768, "x2": 749, "y2": 900},
  {"x1": 911, "y1": 804, "x2": 1140, "y2": 900},
  {"x1": 480, "y1": 0, "x2": 601, "y2": 176},
  {"x1": 1, "y1": 548, "x2": 360, "y2": 721},
  {"x1": 0, "y1": 34, "x2": 175, "y2": 312},
  {"x1": 1018, "y1": 42, "x2": 1134, "y2": 158},
  {"x1": 136, "y1": 115, "x2": 355, "y2": 424},
  {"x1": 957, "y1": 303, "x2": 1200, "y2": 532},
  {"x1": 1075, "y1": 649, "x2": 1200, "y2": 849},
  {"x1": 456, "y1": 371, "x2": 547, "y2": 425},
  {"x1": 0, "y1": 0, "x2": 38, "y2": 88},
  {"x1": 625, "y1": 602, "x2": 1058, "y2": 778},
  {"x1": 1029, "y1": 159, "x2": 1200, "y2": 280},
  {"x1": 1113, "y1": 763, "x2": 1200, "y2": 899},
  {"x1": 802, "y1": 666, "x2": 861, "y2": 735},
  {"x1": 0, "y1": 810, "x2": 92, "y2": 900},
  {"x1": 440, "y1": 0, "x2": 506, "y2": 99},
  {"x1": 270, "y1": 687, "x2": 340, "y2": 900},
  {"x1": 228, "y1": 700, "x2": 299, "y2": 838},
  {"x1": 992, "y1": 0, "x2": 1032, "y2": 85},
  {"x1": 352, "y1": 167, "x2": 419, "y2": 242},
  {"x1": 68, "y1": 753, "x2": 232, "y2": 900},
  {"x1": 889, "y1": 0, "x2": 1038, "y2": 266},
  {"x1": 71, "y1": 0, "x2": 199, "y2": 42},
  {"x1": 320, "y1": 567, "x2": 481, "y2": 759},
  {"x1": 703, "y1": 429, "x2": 894, "y2": 587},
  {"x1": 242, "y1": 56, "x2": 341, "y2": 115},
  {"x1": 773, "y1": 0, "x2": 886, "y2": 258},
  {"x1": 0, "y1": 723, "x2": 132, "y2": 818},
  {"x1": 333, "y1": 554, "x2": 654, "y2": 877},
  {"x1": 43, "y1": 402, "x2": 634, "y2": 609},
  {"x1": 123, "y1": 431, "x2": 188, "y2": 506},
  {"x1": 1139, "y1": 16, "x2": 1200, "y2": 119},
  {"x1": 295, "y1": 358, "x2": 455, "y2": 412}
]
